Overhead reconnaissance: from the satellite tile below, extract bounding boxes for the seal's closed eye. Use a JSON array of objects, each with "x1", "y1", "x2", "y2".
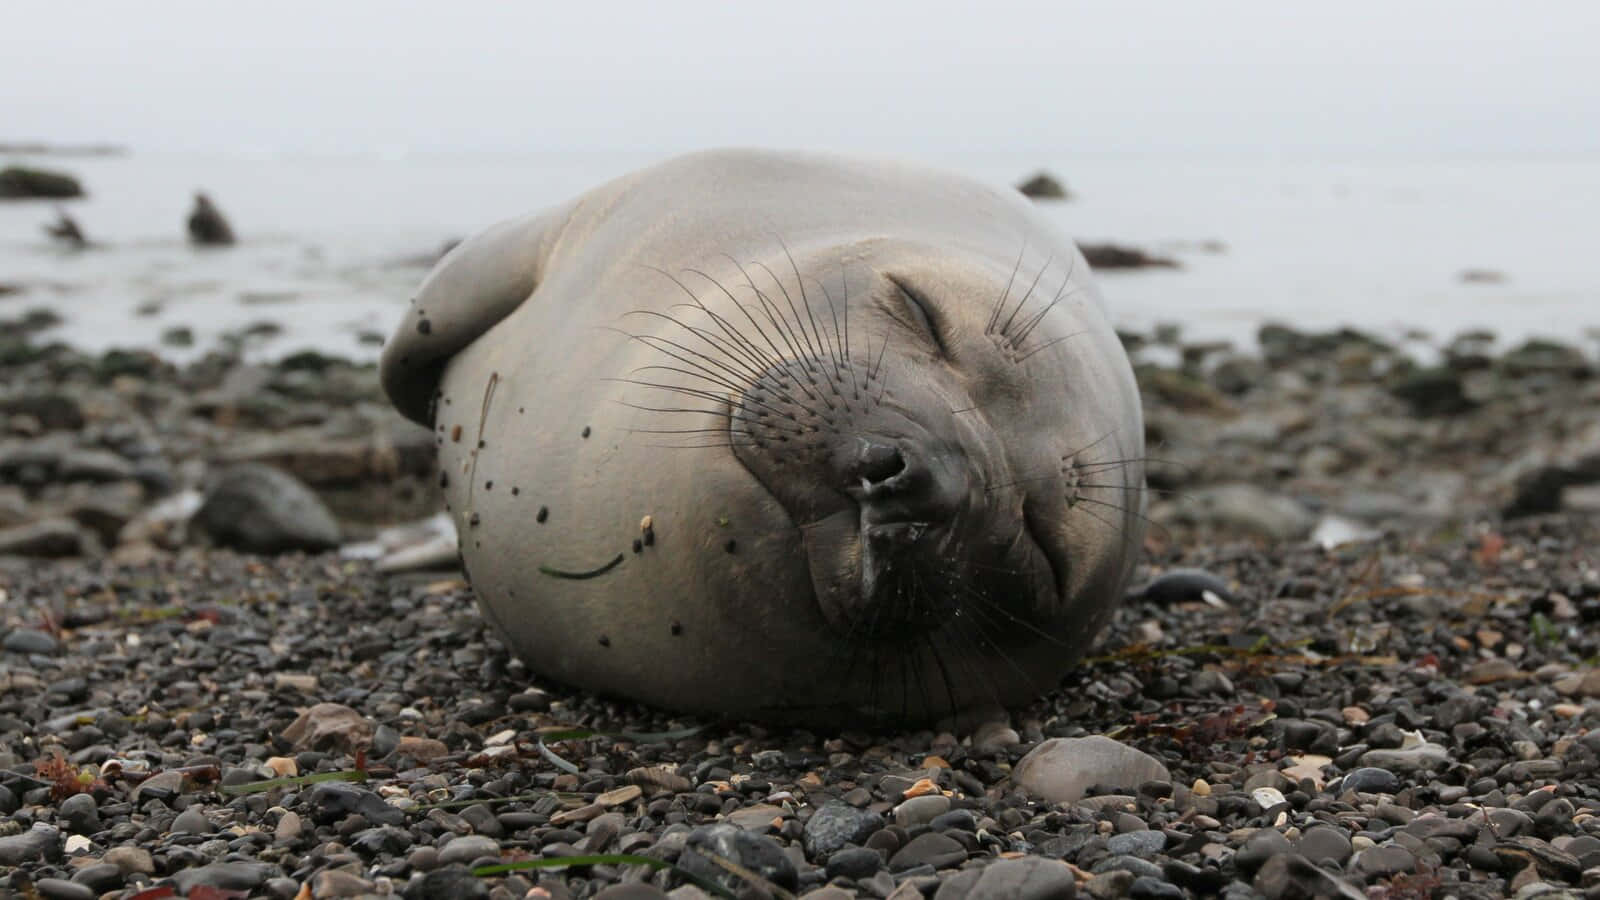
[{"x1": 889, "y1": 275, "x2": 946, "y2": 356}]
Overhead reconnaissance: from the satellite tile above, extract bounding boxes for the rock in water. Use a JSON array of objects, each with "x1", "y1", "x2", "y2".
[
  {"x1": 1077, "y1": 243, "x2": 1179, "y2": 269},
  {"x1": 0, "y1": 166, "x2": 83, "y2": 199},
  {"x1": 193, "y1": 463, "x2": 340, "y2": 553},
  {"x1": 1016, "y1": 171, "x2": 1070, "y2": 200},
  {"x1": 187, "y1": 191, "x2": 236, "y2": 245},
  {"x1": 1013, "y1": 736, "x2": 1171, "y2": 804}
]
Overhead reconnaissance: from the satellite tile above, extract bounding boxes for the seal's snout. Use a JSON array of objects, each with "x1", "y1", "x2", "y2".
[
  {"x1": 855, "y1": 440, "x2": 907, "y2": 491},
  {"x1": 847, "y1": 437, "x2": 964, "y2": 530}
]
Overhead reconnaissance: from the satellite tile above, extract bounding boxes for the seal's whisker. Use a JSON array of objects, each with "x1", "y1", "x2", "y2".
[
  {"x1": 611, "y1": 370, "x2": 791, "y2": 418},
  {"x1": 740, "y1": 258, "x2": 825, "y2": 380},
  {"x1": 1077, "y1": 482, "x2": 1185, "y2": 499},
  {"x1": 636, "y1": 435, "x2": 755, "y2": 445},
  {"x1": 987, "y1": 238, "x2": 1028, "y2": 335},
  {"x1": 1073, "y1": 496, "x2": 1171, "y2": 543},
  {"x1": 753, "y1": 257, "x2": 827, "y2": 373},
  {"x1": 612, "y1": 328, "x2": 762, "y2": 398},
  {"x1": 954, "y1": 586, "x2": 1074, "y2": 651},
  {"x1": 666, "y1": 297, "x2": 783, "y2": 379},
  {"x1": 1015, "y1": 331, "x2": 1086, "y2": 363},
  {"x1": 947, "y1": 584, "x2": 1050, "y2": 696},
  {"x1": 777, "y1": 237, "x2": 842, "y2": 379},
  {"x1": 997, "y1": 254, "x2": 1053, "y2": 338},
  {"x1": 1011, "y1": 269, "x2": 1084, "y2": 346},
  {"x1": 714, "y1": 256, "x2": 828, "y2": 401},
  {"x1": 639, "y1": 265, "x2": 782, "y2": 378},
  {"x1": 625, "y1": 307, "x2": 771, "y2": 384},
  {"x1": 680, "y1": 267, "x2": 804, "y2": 378}
]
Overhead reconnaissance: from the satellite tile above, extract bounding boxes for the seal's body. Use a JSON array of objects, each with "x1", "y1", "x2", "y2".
[{"x1": 381, "y1": 150, "x2": 1145, "y2": 725}]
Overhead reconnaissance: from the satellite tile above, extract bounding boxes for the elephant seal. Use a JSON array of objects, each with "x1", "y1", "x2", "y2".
[{"x1": 380, "y1": 149, "x2": 1146, "y2": 725}]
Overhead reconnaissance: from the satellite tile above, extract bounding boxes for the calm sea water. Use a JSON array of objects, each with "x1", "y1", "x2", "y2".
[{"x1": 2, "y1": 149, "x2": 1597, "y2": 361}]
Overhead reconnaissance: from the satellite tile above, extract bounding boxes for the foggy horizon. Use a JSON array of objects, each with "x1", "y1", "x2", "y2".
[{"x1": 5, "y1": 0, "x2": 1597, "y2": 157}]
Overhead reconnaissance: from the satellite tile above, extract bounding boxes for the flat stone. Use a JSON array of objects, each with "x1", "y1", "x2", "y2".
[
  {"x1": 102, "y1": 845, "x2": 155, "y2": 875},
  {"x1": 1338, "y1": 767, "x2": 1401, "y2": 795},
  {"x1": 438, "y1": 834, "x2": 501, "y2": 866},
  {"x1": 1013, "y1": 736, "x2": 1171, "y2": 804},
  {"x1": 889, "y1": 832, "x2": 968, "y2": 872},
  {"x1": 825, "y1": 846, "x2": 883, "y2": 880},
  {"x1": 34, "y1": 878, "x2": 95, "y2": 900},
  {"x1": 932, "y1": 856, "x2": 1077, "y2": 899},
  {"x1": 1296, "y1": 826, "x2": 1353, "y2": 865},
  {"x1": 1106, "y1": 830, "x2": 1166, "y2": 858},
  {"x1": 0, "y1": 823, "x2": 60, "y2": 865},
  {"x1": 3, "y1": 627, "x2": 60, "y2": 655},
  {"x1": 894, "y1": 794, "x2": 952, "y2": 828},
  {"x1": 1352, "y1": 845, "x2": 1417, "y2": 880},
  {"x1": 170, "y1": 807, "x2": 214, "y2": 834},
  {"x1": 169, "y1": 862, "x2": 277, "y2": 895}
]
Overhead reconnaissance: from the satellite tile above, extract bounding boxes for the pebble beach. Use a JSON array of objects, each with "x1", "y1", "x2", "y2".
[{"x1": 1, "y1": 305, "x2": 1599, "y2": 899}]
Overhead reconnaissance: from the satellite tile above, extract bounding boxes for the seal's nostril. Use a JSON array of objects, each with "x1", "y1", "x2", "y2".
[{"x1": 860, "y1": 443, "x2": 906, "y2": 486}]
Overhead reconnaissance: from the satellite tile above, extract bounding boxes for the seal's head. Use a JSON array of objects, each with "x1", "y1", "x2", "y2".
[{"x1": 624, "y1": 240, "x2": 1145, "y2": 719}]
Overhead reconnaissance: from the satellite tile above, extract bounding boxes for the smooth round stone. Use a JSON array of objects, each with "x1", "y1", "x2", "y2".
[
  {"x1": 592, "y1": 885, "x2": 671, "y2": 900},
  {"x1": 1130, "y1": 876, "x2": 1185, "y2": 900},
  {"x1": 1234, "y1": 830, "x2": 1294, "y2": 873},
  {"x1": 1296, "y1": 826, "x2": 1353, "y2": 865},
  {"x1": 170, "y1": 807, "x2": 214, "y2": 835},
  {"x1": 34, "y1": 878, "x2": 95, "y2": 900},
  {"x1": 1339, "y1": 767, "x2": 1402, "y2": 795},
  {"x1": 58, "y1": 793, "x2": 100, "y2": 835},
  {"x1": 888, "y1": 832, "x2": 967, "y2": 872},
  {"x1": 437, "y1": 834, "x2": 501, "y2": 867},
  {"x1": 929, "y1": 809, "x2": 978, "y2": 832},
  {"x1": 3, "y1": 628, "x2": 60, "y2": 655},
  {"x1": 1352, "y1": 845, "x2": 1416, "y2": 880},
  {"x1": 1107, "y1": 830, "x2": 1167, "y2": 858},
  {"x1": 1013, "y1": 736, "x2": 1171, "y2": 804},
  {"x1": 69, "y1": 863, "x2": 124, "y2": 893},
  {"x1": 894, "y1": 795, "x2": 952, "y2": 828},
  {"x1": 825, "y1": 846, "x2": 883, "y2": 880}
]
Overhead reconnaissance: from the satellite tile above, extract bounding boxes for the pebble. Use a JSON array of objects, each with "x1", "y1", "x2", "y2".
[
  {"x1": 825, "y1": 846, "x2": 884, "y2": 880},
  {"x1": 934, "y1": 856, "x2": 1077, "y2": 899},
  {"x1": 2, "y1": 627, "x2": 60, "y2": 655},
  {"x1": 1013, "y1": 736, "x2": 1171, "y2": 803},
  {"x1": 894, "y1": 794, "x2": 952, "y2": 827},
  {"x1": 803, "y1": 800, "x2": 884, "y2": 857},
  {"x1": 1338, "y1": 767, "x2": 1402, "y2": 795},
  {"x1": 438, "y1": 834, "x2": 501, "y2": 866},
  {"x1": 679, "y1": 823, "x2": 798, "y2": 895},
  {"x1": 889, "y1": 832, "x2": 968, "y2": 871},
  {"x1": 103, "y1": 845, "x2": 155, "y2": 875},
  {"x1": 1106, "y1": 829, "x2": 1166, "y2": 858},
  {"x1": 0, "y1": 824, "x2": 60, "y2": 866},
  {"x1": 57, "y1": 792, "x2": 99, "y2": 835},
  {"x1": 1295, "y1": 825, "x2": 1353, "y2": 865},
  {"x1": 34, "y1": 879, "x2": 95, "y2": 900}
]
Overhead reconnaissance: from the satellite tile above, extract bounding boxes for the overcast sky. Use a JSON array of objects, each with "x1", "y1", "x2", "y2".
[{"x1": 5, "y1": 0, "x2": 1597, "y2": 156}]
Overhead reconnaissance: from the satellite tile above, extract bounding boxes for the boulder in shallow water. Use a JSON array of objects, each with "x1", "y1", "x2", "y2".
[
  {"x1": 1078, "y1": 243, "x2": 1178, "y2": 269},
  {"x1": 1016, "y1": 171, "x2": 1071, "y2": 200},
  {"x1": 187, "y1": 191, "x2": 236, "y2": 245},
  {"x1": 193, "y1": 463, "x2": 340, "y2": 553},
  {"x1": 0, "y1": 166, "x2": 83, "y2": 199}
]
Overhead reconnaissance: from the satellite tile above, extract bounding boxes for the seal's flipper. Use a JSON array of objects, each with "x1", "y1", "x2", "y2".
[{"x1": 380, "y1": 205, "x2": 574, "y2": 425}]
